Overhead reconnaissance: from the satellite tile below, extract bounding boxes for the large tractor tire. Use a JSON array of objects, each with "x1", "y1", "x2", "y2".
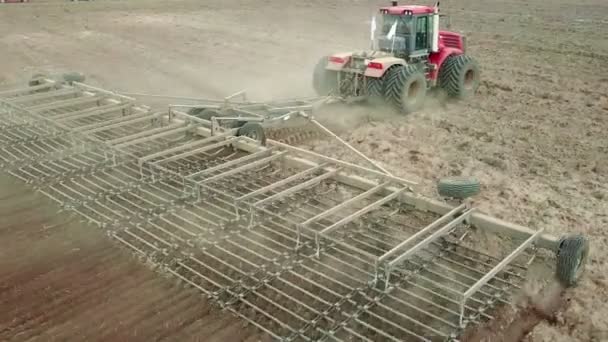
[
  {"x1": 312, "y1": 56, "x2": 339, "y2": 96},
  {"x1": 384, "y1": 65, "x2": 427, "y2": 114},
  {"x1": 556, "y1": 234, "x2": 589, "y2": 287},
  {"x1": 439, "y1": 54, "x2": 480, "y2": 99},
  {"x1": 366, "y1": 76, "x2": 384, "y2": 105}
]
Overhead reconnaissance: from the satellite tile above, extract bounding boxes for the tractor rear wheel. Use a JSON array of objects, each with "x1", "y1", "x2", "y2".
[
  {"x1": 312, "y1": 56, "x2": 339, "y2": 96},
  {"x1": 384, "y1": 65, "x2": 427, "y2": 114},
  {"x1": 366, "y1": 77, "x2": 384, "y2": 105},
  {"x1": 439, "y1": 54, "x2": 480, "y2": 99}
]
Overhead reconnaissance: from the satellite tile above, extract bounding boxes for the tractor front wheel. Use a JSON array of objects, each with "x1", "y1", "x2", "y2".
[
  {"x1": 439, "y1": 54, "x2": 480, "y2": 99},
  {"x1": 384, "y1": 65, "x2": 427, "y2": 114},
  {"x1": 312, "y1": 56, "x2": 339, "y2": 96}
]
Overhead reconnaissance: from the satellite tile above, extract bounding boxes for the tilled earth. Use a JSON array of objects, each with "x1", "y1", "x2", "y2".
[
  {"x1": 0, "y1": 0, "x2": 607, "y2": 341},
  {"x1": 0, "y1": 178, "x2": 265, "y2": 342}
]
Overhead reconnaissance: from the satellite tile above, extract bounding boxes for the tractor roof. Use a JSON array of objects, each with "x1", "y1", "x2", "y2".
[{"x1": 379, "y1": 5, "x2": 435, "y2": 15}]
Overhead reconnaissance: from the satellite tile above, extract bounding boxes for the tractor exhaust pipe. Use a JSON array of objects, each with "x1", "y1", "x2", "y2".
[{"x1": 431, "y1": 2, "x2": 440, "y2": 52}]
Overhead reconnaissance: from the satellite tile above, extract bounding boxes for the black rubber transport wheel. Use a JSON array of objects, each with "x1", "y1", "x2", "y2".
[
  {"x1": 437, "y1": 176, "x2": 481, "y2": 199},
  {"x1": 237, "y1": 123, "x2": 267, "y2": 146},
  {"x1": 556, "y1": 234, "x2": 590, "y2": 287}
]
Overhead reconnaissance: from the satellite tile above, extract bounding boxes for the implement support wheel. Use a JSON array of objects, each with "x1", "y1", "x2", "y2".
[
  {"x1": 237, "y1": 123, "x2": 267, "y2": 146},
  {"x1": 556, "y1": 234, "x2": 590, "y2": 287}
]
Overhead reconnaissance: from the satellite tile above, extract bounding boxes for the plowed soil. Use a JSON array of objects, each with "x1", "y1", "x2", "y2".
[
  {"x1": 0, "y1": 0, "x2": 607, "y2": 341},
  {"x1": 0, "y1": 177, "x2": 265, "y2": 342}
]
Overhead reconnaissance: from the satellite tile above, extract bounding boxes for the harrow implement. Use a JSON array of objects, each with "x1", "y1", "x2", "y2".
[{"x1": 0, "y1": 77, "x2": 588, "y2": 341}]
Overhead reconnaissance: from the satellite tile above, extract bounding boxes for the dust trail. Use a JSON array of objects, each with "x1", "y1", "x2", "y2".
[{"x1": 460, "y1": 282, "x2": 567, "y2": 342}]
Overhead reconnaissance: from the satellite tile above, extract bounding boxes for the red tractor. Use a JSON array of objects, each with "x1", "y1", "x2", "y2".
[{"x1": 313, "y1": 1, "x2": 480, "y2": 114}]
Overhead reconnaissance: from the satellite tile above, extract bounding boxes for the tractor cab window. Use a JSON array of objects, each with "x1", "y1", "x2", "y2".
[
  {"x1": 415, "y1": 16, "x2": 429, "y2": 51},
  {"x1": 381, "y1": 15, "x2": 413, "y2": 36}
]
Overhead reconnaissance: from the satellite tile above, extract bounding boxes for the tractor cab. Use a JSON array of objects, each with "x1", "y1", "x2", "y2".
[{"x1": 373, "y1": 3, "x2": 438, "y2": 60}]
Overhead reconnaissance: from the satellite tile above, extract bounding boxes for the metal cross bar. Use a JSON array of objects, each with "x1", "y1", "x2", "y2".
[
  {"x1": 463, "y1": 228, "x2": 543, "y2": 300},
  {"x1": 187, "y1": 148, "x2": 274, "y2": 180},
  {"x1": 267, "y1": 140, "x2": 417, "y2": 187},
  {"x1": 301, "y1": 181, "x2": 391, "y2": 228},
  {"x1": 110, "y1": 124, "x2": 189, "y2": 148},
  {"x1": 319, "y1": 187, "x2": 407, "y2": 236},
  {"x1": 198, "y1": 151, "x2": 288, "y2": 185},
  {"x1": 309, "y1": 118, "x2": 393, "y2": 176},
  {"x1": 7, "y1": 88, "x2": 78, "y2": 104},
  {"x1": 267, "y1": 105, "x2": 313, "y2": 113},
  {"x1": 254, "y1": 169, "x2": 339, "y2": 207},
  {"x1": 235, "y1": 164, "x2": 328, "y2": 203},
  {"x1": 387, "y1": 209, "x2": 475, "y2": 269},
  {"x1": 27, "y1": 95, "x2": 104, "y2": 112},
  {"x1": 378, "y1": 203, "x2": 468, "y2": 263},
  {"x1": 0, "y1": 83, "x2": 55, "y2": 97},
  {"x1": 52, "y1": 102, "x2": 130, "y2": 121},
  {"x1": 74, "y1": 111, "x2": 162, "y2": 133},
  {"x1": 150, "y1": 136, "x2": 236, "y2": 165}
]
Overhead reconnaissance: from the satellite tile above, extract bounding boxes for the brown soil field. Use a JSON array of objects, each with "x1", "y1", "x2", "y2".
[
  {"x1": 0, "y1": 176, "x2": 266, "y2": 342},
  {"x1": 0, "y1": 0, "x2": 607, "y2": 341}
]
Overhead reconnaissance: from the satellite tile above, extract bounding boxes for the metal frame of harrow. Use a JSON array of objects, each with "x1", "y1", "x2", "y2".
[{"x1": 0, "y1": 79, "x2": 561, "y2": 342}]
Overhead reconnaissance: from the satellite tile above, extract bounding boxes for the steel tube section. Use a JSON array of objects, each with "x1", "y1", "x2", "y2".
[
  {"x1": 187, "y1": 148, "x2": 274, "y2": 179},
  {"x1": 387, "y1": 209, "x2": 475, "y2": 269},
  {"x1": 254, "y1": 169, "x2": 338, "y2": 207},
  {"x1": 266, "y1": 139, "x2": 416, "y2": 187},
  {"x1": 75, "y1": 111, "x2": 162, "y2": 133},
  {"x1": 378, "y1": 203, "x2": 468, "y2": 263},
  {"x1": 54, "y1": 103, "x2": 132, "y2": 121},
  {"x1": 198, "y1": 151, "x2": 288, "y2": 184},
  {"x1": 111, "y1": 124, "x2": 189, "y2": 148},
  {"x1": 267, "y1": 105, "x2": 313, "y2": 113},
  {"x1": 319, "y1": 187, "x2": 407, "y2": 236},
  {"x1": 7, "y1": 88, "x2": 78, "y2": 104},
  {"x1": 310, "y1": 119, "x2": 393, "y2": 176},
  {"x1": 463, "y1": 228, "x2": 544, "y2": 300},
  {"x1": 235, "y1": 164, "x2": 328, "y2": 203},
  {"x1": 105, "y1": 122, "x2": 183, "y2": 145},
  {"x1": 302, "y1": 181, "x2": 391, "y2": 228},
  {"x1": 72, "y1": 82, "x2": 136, "y2": 103},
  {"x1": 152, "y1": 137, "x2": 236, "y2": 165},
  {"x1": 27, "y1": 95, "x2": 103, "y2": 112},
  {"x1": 0, "y1": 83, "x2": 55, "y2": 97}
]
